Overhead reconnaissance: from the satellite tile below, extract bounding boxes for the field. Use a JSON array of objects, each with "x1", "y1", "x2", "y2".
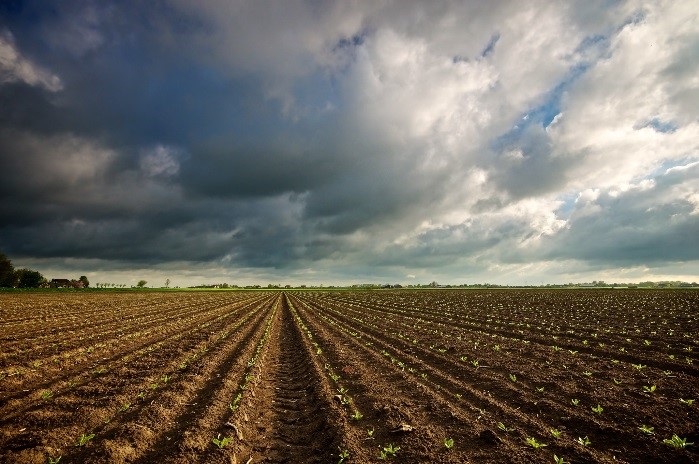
[{"x1": 0, "y1": 290, "x2": 697, "y2": 463}]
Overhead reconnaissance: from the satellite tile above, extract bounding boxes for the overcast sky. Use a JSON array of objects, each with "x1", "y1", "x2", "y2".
[{"x1": 1, "y1": 0, "x2": 697, "y2": 286}]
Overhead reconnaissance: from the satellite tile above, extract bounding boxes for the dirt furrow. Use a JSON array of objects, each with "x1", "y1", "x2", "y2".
[
  {"x1": 0, "y1": 295, "x2": 273, "y2": 464},
  {"x1": 294, "y1": 293, "x2": 616, "y2": 463},
  {"x1": 232, "y1": 293, "x2": 342, "y2": 463},
  {"x1": 0, "y1": 293, "x2": 263, "y2": 371},
  {"x1": 0, "y1": 295, "x2": 270, "y2": 422}
]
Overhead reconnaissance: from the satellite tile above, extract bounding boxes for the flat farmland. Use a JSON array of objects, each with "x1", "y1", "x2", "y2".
[{"x1": 0, "y1": 290, "x2": 697, "y2": 463}]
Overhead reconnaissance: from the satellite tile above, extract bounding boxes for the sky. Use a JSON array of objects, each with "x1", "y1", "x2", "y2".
[{"x1": 1, "y1": 0, "x2": 698, "y2": 287}]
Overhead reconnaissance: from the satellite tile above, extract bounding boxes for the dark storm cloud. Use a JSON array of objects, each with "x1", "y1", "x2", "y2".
[
  {"x1": 537, "y1": 163, "x2": 699, "y2": 264},
  {"x1": 488, "y1": 124, "x2": 574, "y2": 200},
  {"x1": 1, "y1": 0, "x2": 697, "y2": 285}
]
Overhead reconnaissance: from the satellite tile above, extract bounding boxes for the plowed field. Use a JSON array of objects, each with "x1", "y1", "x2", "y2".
[{"x1": 1, "y1": 289, "x2": 697, "y2": 463}]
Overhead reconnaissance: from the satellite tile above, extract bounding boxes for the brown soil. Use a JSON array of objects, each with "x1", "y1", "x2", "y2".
[{"x1": 0, "y1": 289, "x2": 697, "y2": 463}]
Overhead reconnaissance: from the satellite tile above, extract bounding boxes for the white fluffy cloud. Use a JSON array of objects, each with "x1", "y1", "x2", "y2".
[
  {"x1": 0, "y1": 30, "x2": 62, "y2": 91},
  {"x1": 548, "y1": 0, "x2": 699, "y2": 191},
  {"x1": 2, "y1": 0, "x2": 697, "y2": 285},
  {"x1": 140, "y1": 145, "x2": 182, "y2": 178}
]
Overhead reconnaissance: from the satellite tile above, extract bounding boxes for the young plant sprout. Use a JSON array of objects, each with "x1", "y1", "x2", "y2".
[
  {"x1": 498, "y1": 422, "x2": 514, "y2": 432},
  {"x1": 638, "y1": 425, "x2": 655, "y2": 435},
  {"x1": 525, "y1": 437, "x2": 547, "y2": 449},
  {"x1": 576, "y1": 436, "x2": 591, "y2": 446},
  {"x1": 76, "y1": 433, "x2": 95, "y2": 447},
  {"x1": 379, "y1": 443, "x2": 400, "y2": 459},
  {"x1": 212, "y1": 434, "x2": 232, "y2": 449},
  {"x1": 337, "y1": 448, "x2": 350, "y2": 464},
  {"x1": 662, "y1": 434, "x2": 693, "y2": 449}
]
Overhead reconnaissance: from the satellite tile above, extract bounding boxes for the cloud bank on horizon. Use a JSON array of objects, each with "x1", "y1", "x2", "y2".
[{"x1": 0, "y1": 0, "x2": 697, "y2": 285}]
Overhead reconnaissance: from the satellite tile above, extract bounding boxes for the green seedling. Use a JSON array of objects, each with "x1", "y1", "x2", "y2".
[
  {"x1": 497, "y1": 422, "x2": 514, "y2": 433},
  {"x1": 536, "y1": 386, "x2": 545, "y2": 392},
  {"x1": 460, "y1": 356, "x2": 468, "y2": 362},
  {"x1": 638, "y1": 425, "x2": 655, "y2": 435},
  {"x1": 570, "y1": 398, "x2": 580, "y2": 406},
  {"x1": 576, "y1": 436, "x2": 591, "y2": 446},
  {"x1": 76, "y1": 433, "x2": 95, "y2": 446},
  {"x1": 160, "y1": 374, "x2": 170, "y2": 383},
  {"x1": 48, "y1": 456, "x2": 62, "y2": 464},
  {"x1": 230, "y1": 392, "x2": 243, "y2": 411},
  {"x1": 525, "y1": 437, "x2": 547, "y2": 449},
  {"x1": 367, "y1": 427, "x2": 375, "y2": 438},
  {"x1": 379, "y1": 443, "x2": 400, "y2": 459},
  {"x1": 509, "y1": 374, "x2": 517, "y2": 382},
  {"x1": 338, "y1": 448, "x2": 350, "y2": 464},
  {"x1": 591, "y1": 404, "x2": 603, "y2": 414},
  {"x1": 40, "y1": 390, "x2": 53, "y2": 400},
  {"x1": 549, "y1": 428, "x2": 562, "y2": 438},
  {"x1": 553, "y1": 455, "x2": 566, "y2": 464},
  {"x1": 643, "y1": 385, "x2": 656, "y2": 393},
  {"x1": 212, "y1": 434, "x2": 232, "y2": 449},
  {"x1": 119, "y1": 402, "x2": 131, "y2": 412},
  {"x1": 679, "y1": 398, "x2": 694, "y2": 406},
  {"x1": 582, "y1": 371, "x2": 592, "y2": 377},
  {"x1": 613, "y1": 378, "x2": 622, "y2": 385},
  {"x1": 444, "y1": 437, "x2": 454, "y2": 449},
  {"x1": 471, "y1": 360, "x2": 479, "y2": 368},
  {"x1": 631, "y1": 363, "x2": 646, "y2": 370},
  {"x1": 663, "y1": 434, "x2": 693, "y2": 449},
  {"x1": 351, "y1": 410, "x2": 363, "y2": 421}
]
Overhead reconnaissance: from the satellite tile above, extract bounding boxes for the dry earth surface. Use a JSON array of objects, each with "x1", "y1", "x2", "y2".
[{"x1": 1, "y1": 289, "x2": 697, "y2": 463}]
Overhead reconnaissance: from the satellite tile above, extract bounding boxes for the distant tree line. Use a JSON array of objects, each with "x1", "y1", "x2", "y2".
[
  {"x1": 0, "y1": 252, "x2": 91, "y2": 289},
  {"x1": 0, "y1": 252, "x2": 46, "y2": 288}
]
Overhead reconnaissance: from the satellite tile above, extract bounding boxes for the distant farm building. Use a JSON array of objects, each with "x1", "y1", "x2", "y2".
[{"x1": 49, "y1": 279, "x2": 84, "y2": 288}]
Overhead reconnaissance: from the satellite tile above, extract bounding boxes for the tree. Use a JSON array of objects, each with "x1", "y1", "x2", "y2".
[
  {"x1": 0, "y1": 252, "x2": 15, "y2": 287},
  {"x1": 165, "y1": 278, "x2": 170, "y2": 288},
  {"x1": 137, "y1": 280, "x2": 147, "y2": 288},
  {"x1": 79, "y1": 275, "x2": 90, "y2": 288},
  {"x1": 15, "y1": 268, "x2": 46, "y2": 288}
]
